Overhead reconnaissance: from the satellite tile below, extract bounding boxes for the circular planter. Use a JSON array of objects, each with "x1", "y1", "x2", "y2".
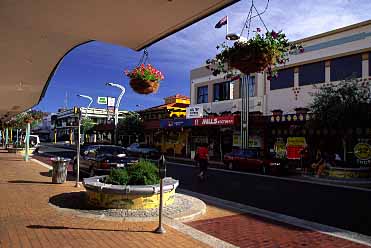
[
  {"x1": 7, "y1": 147, "x2": 23, "y2": 153},
  {"x1": 83, "y1": 176, "x2": 179, "y2": 209},
  {"x1": 129, "y1": 78, "x2": 159, "y2": 94}
]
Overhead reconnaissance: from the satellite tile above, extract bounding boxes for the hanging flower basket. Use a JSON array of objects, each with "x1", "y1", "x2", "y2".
[
  {"x1": 207, "y1": 30, "x2": 303, "y2": 79},
  {"x1": 129, "y1": 78, "x2": 159, "y2": 95},
  {"x1": 125, "y1": 64, "x2": 164, "y2": 95}
]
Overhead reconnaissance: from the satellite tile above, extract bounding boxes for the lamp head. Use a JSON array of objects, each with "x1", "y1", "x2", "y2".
[{"x1": 226, "y1": 33, "x2": 240, "y2": 41}]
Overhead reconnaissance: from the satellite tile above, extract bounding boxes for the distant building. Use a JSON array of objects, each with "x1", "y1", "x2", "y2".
[
  {"x1": 137, "y1": 94, "x2": 190, "y2": 155},
  {"x1": 51, "y1": 107, "x2": 131, "y2": 144}
]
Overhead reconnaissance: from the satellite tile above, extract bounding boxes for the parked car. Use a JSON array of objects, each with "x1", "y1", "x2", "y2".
[
  {"x1": 126, "y1": 143, "x2": 159, "y2": 158},
  {"x1": 72, "y1": 145, "x2": 139, "y2": 176},
  {"x1": 223, "y1": 149, "x2": 287, "y2": 175}
]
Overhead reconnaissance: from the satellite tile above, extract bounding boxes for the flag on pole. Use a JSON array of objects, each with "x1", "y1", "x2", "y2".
[{"x1": 215, "y1": 16, "x2": 228, "y2": 28}]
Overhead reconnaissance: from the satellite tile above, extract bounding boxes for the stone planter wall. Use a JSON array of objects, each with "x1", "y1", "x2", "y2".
[
  {"x1": 83, "y1": 176, "x2": 179, "y2": 209},
  {"x1": 7, "y1": 148, "x2": 23, "y2": 153}
]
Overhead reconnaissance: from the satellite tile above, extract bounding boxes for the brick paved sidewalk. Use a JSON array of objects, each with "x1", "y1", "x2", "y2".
[
  {"x1": 187, "y1": 198, "x2": 370, "y2": 248},
  {"x1": 0, "y1": 151, "x2": 209, "y2": 248}
]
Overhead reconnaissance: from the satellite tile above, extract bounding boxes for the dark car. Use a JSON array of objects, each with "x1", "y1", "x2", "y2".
[
  {"x1": 223, "y1": 149, "x2": 287, "y2": 175},
  {"x1": 72, "y1": 145, "x2": 139, "y2": 176}
]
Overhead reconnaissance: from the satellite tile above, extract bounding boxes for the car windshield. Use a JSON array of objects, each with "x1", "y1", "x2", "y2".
[{"x1": 98, "y1": 146, "x2": 126, "y2": 156}]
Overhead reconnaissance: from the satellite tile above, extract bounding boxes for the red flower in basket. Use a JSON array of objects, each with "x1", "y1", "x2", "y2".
[{"x1": 125, "y1": 64, "x2": 164, "y2": 95}]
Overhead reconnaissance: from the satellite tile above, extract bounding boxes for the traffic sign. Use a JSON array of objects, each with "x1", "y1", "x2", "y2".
[
  {"x1": 107, "y1": 97, "x2": 115, "y2": 107},
  {"x1": 97, "y1": 97, "x2": 107, "y2": 105}
]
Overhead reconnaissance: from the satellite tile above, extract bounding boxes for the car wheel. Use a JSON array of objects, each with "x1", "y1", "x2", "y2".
[{"x1": 228, "y1": 162, "x2": 233, "y2": 170}]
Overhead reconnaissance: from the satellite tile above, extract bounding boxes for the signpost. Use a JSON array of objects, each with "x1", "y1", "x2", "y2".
[{"x1": 97, "y1": 97, "x2": 108, "y2": 105}]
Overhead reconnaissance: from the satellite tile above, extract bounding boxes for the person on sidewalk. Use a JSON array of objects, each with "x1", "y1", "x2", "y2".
[
  {"x1": 311, "y1": 149, "x2": 326, "y2": 177},
  {"x1": 299, "y1": 144, "x2": 310, "y2": 175},
  {"x1": 195, "y1": 144, "x2": 209, "y2": 180}
]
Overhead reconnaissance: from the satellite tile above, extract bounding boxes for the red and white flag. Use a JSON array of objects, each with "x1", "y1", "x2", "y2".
[{"x1": 215, "y1": 16, "x2": 228, "y2": 28}]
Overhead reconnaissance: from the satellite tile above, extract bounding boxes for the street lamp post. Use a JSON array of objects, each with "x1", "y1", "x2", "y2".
[
  {"x1": 77, "y1": 94, "x2": 93, "y2": 144},
  {"x1": 225, "y1": 32, "x2": 250, "y2": 149},
  {"x1": 241, "y1": 75, "x2": 250, "y2": 149},
  {"x1": 106, "y1": 83, "x2": 126, "y2": 145},
  {"x1": 76, "y1": 94, "x2": 93, "y2": 188}
]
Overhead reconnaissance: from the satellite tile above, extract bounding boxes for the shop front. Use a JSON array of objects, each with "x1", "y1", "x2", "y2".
[
  {"x1": 190, "y1": 115, "x2": 238, "y2": 161},
  {"x1": 267, "y1": 111, "x2": 371, "y2": 169},
  {"x1": 159, "y1": 118, "x2": 192, "y2": 156}
]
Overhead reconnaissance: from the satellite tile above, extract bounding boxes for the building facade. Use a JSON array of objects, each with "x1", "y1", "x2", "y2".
[
  {"x1": 188, "y1": 20, "x2": 371, "y2": 164},
  {"x1": 52, "y1": 107, "x2": 131, "y2": 144}
]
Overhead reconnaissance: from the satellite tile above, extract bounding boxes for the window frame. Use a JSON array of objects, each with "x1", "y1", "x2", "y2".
[
  {"x1": 197, "y1": 86, "x2": 208, "y2": 104},
  {"x1": 213, "y1": 81, "x2": 231, "y2": 102},
  {"x1": 330, "y1": 53, "x2": 362, "y2": 81}
]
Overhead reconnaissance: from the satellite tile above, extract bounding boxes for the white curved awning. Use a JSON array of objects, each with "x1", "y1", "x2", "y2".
[{"x1": 0, "y1": 0, "x2": 238, "y2": 120}]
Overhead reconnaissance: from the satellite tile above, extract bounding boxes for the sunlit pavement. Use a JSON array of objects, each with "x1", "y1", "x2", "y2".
[
  {"x1": 0, "y1": 151, "x2": 209, "y2": 248},
  {"x1": 27, "y1": 148, "x2": 371, "y2": 247}
]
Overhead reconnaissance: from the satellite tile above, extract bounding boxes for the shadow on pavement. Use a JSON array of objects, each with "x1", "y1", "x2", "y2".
[
  {"x1": 49, "y1": 191, "x2": 99, "y2": 210},
  {"x1": 8, "y1": 180, "x2": 54, "y2": 184},
  {"x1": 27, "y1": 224, "x2": 153, "y2": 233}
]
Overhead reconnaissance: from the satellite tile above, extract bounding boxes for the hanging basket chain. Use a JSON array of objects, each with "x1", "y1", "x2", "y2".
[
  {"x1": 136, "y1": 48, "x2": 149, "y2": 67},
  {"x1": 253, "y1": 4, "x2": 268, "y2": 32},
  {"x1": 240, "y1": 0, "x2": 270, "y2": 38}
]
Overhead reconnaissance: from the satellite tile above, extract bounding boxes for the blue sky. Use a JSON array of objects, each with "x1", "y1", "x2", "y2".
[{"x1": 35, "y1": 0, "x2": 371, "y2": 113}]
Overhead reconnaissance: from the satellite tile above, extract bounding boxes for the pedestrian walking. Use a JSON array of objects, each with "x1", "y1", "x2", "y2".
[
  {"x1": 299, "y1": 144, "x2": 310, "y2": 174},
  {"x1": 195, "y1": 144, "x2": 209, "y2": 180}
]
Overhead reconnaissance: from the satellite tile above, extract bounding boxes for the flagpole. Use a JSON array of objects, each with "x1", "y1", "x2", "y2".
[{"x1": 226, "y1": 16, "x2": 228, "y2": 38}]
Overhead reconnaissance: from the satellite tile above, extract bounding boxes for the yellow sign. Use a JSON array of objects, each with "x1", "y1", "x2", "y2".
[
  {"x1": 287, "y1": 137, "x2": 306, "y2": 146},
  {"x1": 354, "y1": 143, "x2": 371, "y2": 160},
  {"x1": 274, "y1": 142, "x2": 286, "y2": 158}
]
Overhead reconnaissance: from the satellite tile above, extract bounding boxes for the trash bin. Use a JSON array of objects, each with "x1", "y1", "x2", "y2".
[{"x1": 51, "y1": 157, "x2": 71, "y2": 184}]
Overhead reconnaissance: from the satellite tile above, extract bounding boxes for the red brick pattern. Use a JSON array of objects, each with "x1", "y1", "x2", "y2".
[
  {"x1": 0, "y1": 152, "x2": 209, "y2": 248},
  {"x1": 189, "y1": 213, "x2": 368, "y2": 248}
]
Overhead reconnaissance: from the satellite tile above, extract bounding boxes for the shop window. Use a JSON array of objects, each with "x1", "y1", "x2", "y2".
[
  {"x1": 213, "y1": 81, "x2": 230, "y2": 102},
  {"x1": 197, "y1": 86, "x2": 208, "y2": 103},
  {"x1": 240, "y1": 76, "x2": 256, "y2": 97},
  {"x1": 299, "y1": 61, "x2": 325, "y2": 86},
  {"x1": 330, "y1": 54, "x2": 362, "y2": 81},
  {"x1": 270, "y1": 68, "x2": 294, "y2": 90}
]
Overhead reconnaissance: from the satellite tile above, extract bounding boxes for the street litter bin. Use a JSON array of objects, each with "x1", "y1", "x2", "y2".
[{"x1": 51, "y1": 157, "x2": 71, "y2": 184}]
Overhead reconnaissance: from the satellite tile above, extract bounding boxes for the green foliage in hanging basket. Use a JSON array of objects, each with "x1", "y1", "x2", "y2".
[{"x1": 206, "y1": 29, "x2": 304, "y2": 79}]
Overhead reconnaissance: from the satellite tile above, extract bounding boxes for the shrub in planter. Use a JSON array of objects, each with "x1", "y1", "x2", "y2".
[
  {"x1": 106, "y1": 168, "x2": 129, "y2": 185},
  {"x1": 127, "y1": 160, "x2": 159, "y2": 185},
  {"x1": 125, "y1": 64, "x2": 164, "y2": 94},
  {"x1": 105, "y1": 160, "x2": 160, "y2": 186}
]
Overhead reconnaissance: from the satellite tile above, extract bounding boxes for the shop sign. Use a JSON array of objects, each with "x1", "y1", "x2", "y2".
[
  {"x1": 186, "y1": 106, "x2": 203, "y2": 119},
  {"x1": 193, "y1": 115, "x2": 235, "y2": 126},
  {"x1": 286, "y1": 137, "x2": 306, "y2": 160},
  {"x1": 287, "y1": 137, "x2": 306, "y2": 146},
  {"x1": 354, "y1": 143, "x2": 371, "y2": 160},
  {"x1": 160, "y1": 119, "x2": 192, "y2": 128},
  {"x1": 274, "y1": 140, "x2": 286, "y2": 159}
]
